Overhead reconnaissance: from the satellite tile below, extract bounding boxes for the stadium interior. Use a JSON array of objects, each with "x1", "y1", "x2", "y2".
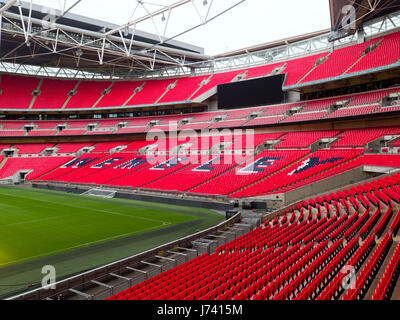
[{"x1": 1, "y1": 0, "x2": 400, "y2": 301}]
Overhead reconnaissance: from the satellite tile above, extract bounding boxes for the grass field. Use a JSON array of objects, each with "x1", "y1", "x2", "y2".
[{"x1": 0, "y1": 186, "x2": 223, "y2": 297}]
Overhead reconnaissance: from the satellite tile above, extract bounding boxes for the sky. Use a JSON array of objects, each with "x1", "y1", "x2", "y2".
[{"x1": 25, "y1": 0, "x2": 332, "y2": 56}]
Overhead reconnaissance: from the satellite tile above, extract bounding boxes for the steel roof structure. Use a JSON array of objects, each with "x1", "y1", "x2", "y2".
[
  {"x1": 0, "y1": 0, "x2": 234, "y2": 79},
  {"x1": 0, "y1": 0, "x2": 399, "y2": 81}
]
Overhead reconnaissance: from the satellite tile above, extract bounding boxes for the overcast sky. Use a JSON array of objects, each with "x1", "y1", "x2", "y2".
[{"x1": 28, "y1": 0, "x2": 332, "y2": 55}]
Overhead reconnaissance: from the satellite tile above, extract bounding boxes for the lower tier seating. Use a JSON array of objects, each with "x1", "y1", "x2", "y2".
[
  {"x1": 3, "y1": 127, "x2": 400, "y2": 199},
  {"x1": 0, "y1": 156, "x2": 74, "y2": 180},
  {"x1": 107, "y1": 171, "x2": 400, "y2": 300}
]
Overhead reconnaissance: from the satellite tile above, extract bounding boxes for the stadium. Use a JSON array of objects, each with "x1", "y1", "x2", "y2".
[{"x1": 0, "y1": 0, "x2": 400, "y2": 303}]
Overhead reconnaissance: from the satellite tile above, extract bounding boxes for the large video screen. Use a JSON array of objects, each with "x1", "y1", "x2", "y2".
[{"x1": 217, "y1": 74, "x2": 285, "y2": 110}]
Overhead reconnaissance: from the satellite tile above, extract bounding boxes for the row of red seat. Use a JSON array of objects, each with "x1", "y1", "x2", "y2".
[
  {"x1": 342, "y1": 232, "x2": 393, "y2": 300},
  {"x1": 111, "y1": 171, "x2": 400, "y2": 300},
  {"x1": 107, "y1": 170, "x2": 400, "y2": 300},
  {"x1": 316, "y1": 234, "x2": 376, "y2": 300},
  {"x1": 372, "y1": 241, "x2": 400, "y2": 300}
]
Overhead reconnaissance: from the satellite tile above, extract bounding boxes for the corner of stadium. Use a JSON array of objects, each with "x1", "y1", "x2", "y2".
[{"x1": 0, "y1": 0, "x2": 400, "y2": 307}]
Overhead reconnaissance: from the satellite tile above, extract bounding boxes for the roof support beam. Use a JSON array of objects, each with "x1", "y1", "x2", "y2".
[
  {"x1": 104, "y1": 0, "x2": 192, "y2": 37},
  {"x1": 0, "y1": 0, "x2": 18, "y2": 14}
]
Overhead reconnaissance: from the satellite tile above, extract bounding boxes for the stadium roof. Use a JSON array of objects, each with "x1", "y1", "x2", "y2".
[
  {"x1": 329, "y1": 0, "x2": 400, "y2": 40},
  {"x1": 0, "y1": 1, "x2": 399, "y2": 80},
  {"x1": 0, "y1": 0, "x2": 211, "y2": 78}
]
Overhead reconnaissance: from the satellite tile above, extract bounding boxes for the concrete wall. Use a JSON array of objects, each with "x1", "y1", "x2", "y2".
[
  {"x1": 257, "y1": 167, "x2": 372, "y2": 209},
  {"x1": 281, "y1": 167, "x2": 371, "y2": 205}
]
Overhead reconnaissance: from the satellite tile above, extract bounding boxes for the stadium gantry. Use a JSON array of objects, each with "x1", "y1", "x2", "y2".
[{"x1": 0, "y1": 0, "x2": 400, "y2": 302}]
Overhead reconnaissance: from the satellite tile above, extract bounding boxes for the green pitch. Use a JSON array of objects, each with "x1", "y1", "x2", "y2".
[{"x1": 0, "y1": 186, "x2": 224, "y2": 298}]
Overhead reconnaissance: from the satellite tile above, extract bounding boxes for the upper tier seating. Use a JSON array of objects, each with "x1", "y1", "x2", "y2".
[
  {"x1": 301, "y1": 38, "x2": 380, "y2": 84},
  {"x1": 0, "y1": 31, "x2": 399, "y2": 110},
  {"x1": 32, "y1": 79, "x2": 77, "y2": 109},
  {"x1": 95, "y1": 81, "x2": 144, "y2": 109},
  {"x1": 65, "y1": 81, "x2": 111, "y2": 109},
  {"x1": 244, "y1": 62, "x2": 283, "y2": 80},
  {"x1": 158, "y1": 76, "x2": 209, "y2": 103},
  {"x1": 126, "y1": 79, "x2": 175, "y2": 106},
  {"x1": 283, "y1": 53, "x2": 329, "y2": 86},
  {"x1": 348, "y1": 32, "x2": 400, "y2": 74},
  {"x1": 0, "y1": 74, "x2": 39, "y2": 109},
  {"x1": 191, "y1": 70, "x2": 243, "y2": 100}
]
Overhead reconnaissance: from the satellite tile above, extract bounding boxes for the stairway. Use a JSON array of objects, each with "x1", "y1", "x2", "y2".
[
  {"x1": 155, "y1": 80, "x2": 178, "y2": 104},
  {"x1": 28, "y1": 79, "x2": 43, "y2": 109},
  {"x1": 62, "y1": 81, "x2": 80, "y2": 109},
  {"x1": 92, "y1": 82, "x2": 114, "y2": 108},
  {"x1": 343, "y1": 38, "x2": 384, "y2": 75},
  {"x1": 297, "y1": 52, "x2": 332, "y2": 84},
  {"x1": 0, "y1": 157, "x2": 8, "y2": 171},
  {"x1": 364, "y1": 204, "x2": 399, "y2": 299},
  {"x1": 188, "y1": 75, "x2": 213, "y2": 100},
  {"x1": 122, "y1": 81, "x2": 145, "y2": 106}
]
